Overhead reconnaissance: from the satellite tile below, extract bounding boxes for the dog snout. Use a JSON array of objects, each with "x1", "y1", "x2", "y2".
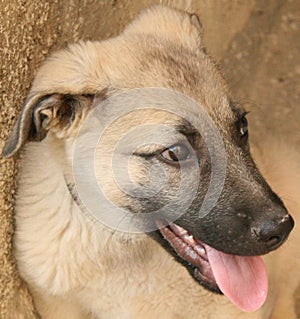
[{"x1": 251, "y1": 213, "x2": 294, "y2": 250}]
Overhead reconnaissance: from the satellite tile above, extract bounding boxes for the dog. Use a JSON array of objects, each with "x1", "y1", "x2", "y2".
[{"x1": 2, "y1": 5, "x2": 300, "y2": 319}]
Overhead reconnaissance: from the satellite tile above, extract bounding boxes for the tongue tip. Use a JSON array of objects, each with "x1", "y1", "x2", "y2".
[
  {"x1": 232, "y1": 288, "x2": 268, "y2": 312},
  {"x1": 205, "y1": 246, "x2": 268, "y2": 313},
  {"x1": 223, "y1": 260, "x2": 268, "y2": 313}
]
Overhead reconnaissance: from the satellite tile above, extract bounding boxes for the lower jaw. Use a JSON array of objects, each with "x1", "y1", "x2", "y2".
[
  {"x1": 154, "y1": 220, "x2": 220, "y2": 293},
  {"x1": 193, "y1": 268, "x2": 221, "y2": 293}
]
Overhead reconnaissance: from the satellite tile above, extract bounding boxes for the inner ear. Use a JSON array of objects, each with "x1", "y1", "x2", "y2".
[
  {"x1": 2, "y1": 93, "x2": 95, "y2": 158},
  {"x1": 30, "y1": 94, "x2": 64, "y2": 141},
  {"x1": 31, "y1": 94, "x2": 95, "y2": 140},
  {"x1": 32, "y1": 94, "x2": 86, "y2": 139}
]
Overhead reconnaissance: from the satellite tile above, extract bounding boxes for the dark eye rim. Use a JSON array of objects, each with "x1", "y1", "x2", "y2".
[{"x1": 239, "y1": 111, "x2": 249, "y2": 138}]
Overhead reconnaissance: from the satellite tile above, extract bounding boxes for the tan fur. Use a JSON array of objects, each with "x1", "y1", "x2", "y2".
[{"x1": 7, "y1": 5, "x2": 300, "y2": 319}]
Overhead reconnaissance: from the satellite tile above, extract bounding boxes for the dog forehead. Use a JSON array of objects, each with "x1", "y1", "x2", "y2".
[
  {"x1": 100, "y1": 36, "x2": 236, "y2": 128},
  {"x1": 31, "y1": 24, "x2": 236, "y2": 134}
]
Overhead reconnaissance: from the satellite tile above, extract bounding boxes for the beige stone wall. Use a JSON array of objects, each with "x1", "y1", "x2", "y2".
[{"x1": 0, "y1": 0, "x2": 299, "y2": 317}]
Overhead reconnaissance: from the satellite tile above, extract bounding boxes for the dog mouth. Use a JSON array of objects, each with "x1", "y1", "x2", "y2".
[{"x1": 156, "y1": 219, "x2": 268, "y2": 312}]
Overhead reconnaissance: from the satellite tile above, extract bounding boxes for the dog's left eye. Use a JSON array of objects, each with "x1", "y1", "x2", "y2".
[
  {"x1": 161, "y1": 144, "x2": 191, "y2": 162},
  {"x1": 239, "y1": 114, "x2": 248, "y2": 137}
]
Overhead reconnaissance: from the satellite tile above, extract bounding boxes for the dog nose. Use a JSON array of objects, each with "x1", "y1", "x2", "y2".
[{"x1": 252, "y1": 214, "x2": 294, "y2": 249}]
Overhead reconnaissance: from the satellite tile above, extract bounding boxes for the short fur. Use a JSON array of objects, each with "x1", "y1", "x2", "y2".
[{"x1": 2, "y1": 6, "x2": 300, "y2": 319}]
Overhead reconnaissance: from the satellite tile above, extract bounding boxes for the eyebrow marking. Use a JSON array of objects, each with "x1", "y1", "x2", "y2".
[{"x1": 175, "y1": 120, "x2": 199, "y2": 137}]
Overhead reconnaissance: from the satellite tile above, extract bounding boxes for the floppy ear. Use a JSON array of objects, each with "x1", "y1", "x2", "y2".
[
  {"x1": 124, "y1": 5, "x2": 203, "y2": 51},
  {"x1": 2, "y1": 93, "x2": 94, "y2": 158}
]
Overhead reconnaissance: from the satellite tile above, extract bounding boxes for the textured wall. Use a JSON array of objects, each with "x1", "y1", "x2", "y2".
[
  {"x1": 221, "y1": 0, "x2": 300, "y2": 148},
  {"x1": 0, "y1": 0, "x2": 299, "y2": 317}
]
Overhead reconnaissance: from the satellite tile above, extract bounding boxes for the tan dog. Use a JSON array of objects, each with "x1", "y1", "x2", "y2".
[{"x1": 2, "y1": 6, "x2": 300, "y2": 319}]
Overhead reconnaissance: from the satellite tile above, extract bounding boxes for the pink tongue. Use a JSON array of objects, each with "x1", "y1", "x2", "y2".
[{"x1": 205, "y1": 245, "x2": 268, "y2": 312}]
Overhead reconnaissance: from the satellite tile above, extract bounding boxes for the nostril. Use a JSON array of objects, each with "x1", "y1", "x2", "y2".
[
  {"x1": 251, "y1": 227, "x2": 283, "y2": 247},
  {"x1": 251, "y1": 214, "x2": 294, "y2": 249},
  {"x1": 265, "y1": 235, "x2": 281, "y2": 247}
]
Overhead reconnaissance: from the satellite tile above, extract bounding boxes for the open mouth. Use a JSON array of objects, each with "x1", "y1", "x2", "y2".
[{"x1": 156, "y1": 219, "x2": 268, "y2": 313}]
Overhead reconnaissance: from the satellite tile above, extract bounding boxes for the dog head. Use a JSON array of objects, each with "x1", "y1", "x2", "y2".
[{"x1": 2, "y1": 6, "x2": 294, "y2": 312}]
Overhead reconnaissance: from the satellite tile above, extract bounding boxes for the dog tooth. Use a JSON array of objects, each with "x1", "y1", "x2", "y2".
[
  {"x1": 176, "y1": 225, "x2": 188, "y2": 235},
  {"x1": 194, "y1": 245, "x2": 206, "y2": 256},
  {"x1": 186, "y1": 248, "x2": 198, "y2": 260},
  {"x1": 184, "y1": 235, "x2": 195, "y2": 245},
  {"x1": 178, "y1": 228, "x2": 188, "y2": 236}
]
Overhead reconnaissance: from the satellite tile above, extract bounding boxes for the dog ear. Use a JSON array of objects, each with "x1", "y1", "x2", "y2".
[
  {"x1": 124, "y1": 5, "x2": 203, "y2": 51},
  {"x1": 2, "y1": 40, "x2": 108, "y2": 158},
  {"x1": 2, "y1": 93, "x2": 94, "y2": 158}
]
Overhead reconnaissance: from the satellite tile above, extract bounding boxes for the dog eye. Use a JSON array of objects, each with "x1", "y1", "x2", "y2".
[
  {"x1": 239, "y1": 114, "x2": 248, "y2": 137},
  {"x1": 160, "y1": 144, "x2": 191, "y2": 162}
]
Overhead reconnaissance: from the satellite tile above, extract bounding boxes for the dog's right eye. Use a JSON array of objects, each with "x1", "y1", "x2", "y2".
[
  {"x1": 239, "y1": 115, "x2": 248, "y2": 137},
  {"x1": 160, "y1": 144, "x2": 192, "y2": 163}
]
